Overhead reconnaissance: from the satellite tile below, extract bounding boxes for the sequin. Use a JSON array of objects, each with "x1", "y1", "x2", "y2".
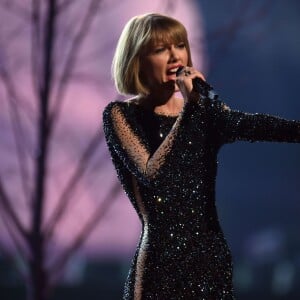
[{"x1": 102, "y1": 90, "x2": 300, "y2": 299}]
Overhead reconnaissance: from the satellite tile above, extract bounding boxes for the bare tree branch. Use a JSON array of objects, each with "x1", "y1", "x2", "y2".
[
  {"x1": 7, "y1": 96, "x2": 32, "y2": 201},
  {"x1": 0, "y1": 52, "x2": 36, "y2": 123},
  {"x1": 0, "y1": 0, "x2": 30, "y2": 21},
  {"x1": 0, "y1": 54, "x2": 33, "y2": 201},
  {"x1": 48, "y1": 0, "x2": 103, "y2": 132},
  {"x1": 0, "y1": 178, "x2": 28, "y2": 240},
  {"x1": 29, "y1": 1, "x2": 58, "y2": 298},
  {"x1": 49, "y1": 181, "x2": 121, "y2": 280},
  {"x1": 0, "y1": 68, "x2": 34, "y2": 205},
  {"x1": 31, "y1": 0, "x2": 42, "y2": 98},
  {"x1": 67, "y1": 72, "x2": 107, "y2": 88},
  {"x1": 56, "y1": 0, "x2": 76, "y2": 13},
  {"x1": 0, "y1": 211, "x2": 29, "y2": 265},
  {"x1": 0, "y1": 21, "x2": 27, "y2": 49},
  {"x1": 45, "y1": 131, "x2": 103, "y2": 240},
  {"x1": 31, "y1": 0, "x2": 57, "y2": 234}
]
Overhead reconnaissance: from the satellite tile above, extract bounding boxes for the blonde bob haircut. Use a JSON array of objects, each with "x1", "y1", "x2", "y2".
[{"x1": 112, "y1": 13, "x2": 193, "y2": 96}]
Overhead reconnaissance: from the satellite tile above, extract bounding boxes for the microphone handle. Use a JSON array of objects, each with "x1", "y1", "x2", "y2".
[
  {"x1": 192, "y1": 77, "x2": 219, "y2": 100},
  {"x1": 176, "y1": 66, "x2": 218, "y2": 100}
]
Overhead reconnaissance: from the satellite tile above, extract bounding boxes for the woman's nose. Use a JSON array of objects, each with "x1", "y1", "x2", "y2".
[{"x1": 169, "y1": 45, "x2": 179, "y2": 62}]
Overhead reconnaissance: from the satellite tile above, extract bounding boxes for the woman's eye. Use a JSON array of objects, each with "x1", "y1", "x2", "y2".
[
  {"x1": 177, "y1": 43, "x2": 185, "y2": 49},
  {"x1": 154, "y1": 47, "x2": 165, "y2": 53}
]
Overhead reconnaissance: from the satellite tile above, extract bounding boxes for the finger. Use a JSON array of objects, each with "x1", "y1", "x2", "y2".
[
  {"x1": 184, "y1": 67, "x2": 206, "y2": 81},
  {"x1": 176, "y1": 74, "x2": 193, "y2": 94}
]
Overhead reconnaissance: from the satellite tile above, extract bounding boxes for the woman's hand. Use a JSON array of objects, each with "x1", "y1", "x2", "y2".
[{"x1": 176, "y1": 67, "x2": 206, "y2": 102}]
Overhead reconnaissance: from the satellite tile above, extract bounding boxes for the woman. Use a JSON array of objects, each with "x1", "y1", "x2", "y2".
[{"x1": 102, "y1": 13, "x2": 300, "y2": 299}]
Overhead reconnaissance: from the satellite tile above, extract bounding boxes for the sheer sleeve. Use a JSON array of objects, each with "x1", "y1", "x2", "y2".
[
  {"x1": 211, "y1": 100, "x2": 300, "y2": 144},
  {"x1": 102, "y1": 96, "x2": 201, "y2": 184}
]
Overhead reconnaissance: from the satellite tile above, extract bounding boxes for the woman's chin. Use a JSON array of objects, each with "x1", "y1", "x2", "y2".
[{"x1": 174, "y1": 83, "x2": 180, "y2": 92}]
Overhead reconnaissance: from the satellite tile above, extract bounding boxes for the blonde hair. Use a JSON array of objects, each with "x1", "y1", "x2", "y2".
[{"x1": 112, "y1": 13, "x2": 193, "y2": 96}]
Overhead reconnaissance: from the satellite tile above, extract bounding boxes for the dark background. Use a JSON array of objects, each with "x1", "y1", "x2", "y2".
[{"x1": 200, "y1": 0, "x2": 300, "y2": 299}]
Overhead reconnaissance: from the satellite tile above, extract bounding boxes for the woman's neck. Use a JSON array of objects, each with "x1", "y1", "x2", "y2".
[
  {"x1": 154, "y1": 95, "x2": 184, "y2": 116},
  {"x1": 136, "y1": 93, "x2": 184, "y2": 116}
]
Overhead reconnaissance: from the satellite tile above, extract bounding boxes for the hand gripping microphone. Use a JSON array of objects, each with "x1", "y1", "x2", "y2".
[{"x1": 176, "y1": 67, "x2": 218, "y2": 100}]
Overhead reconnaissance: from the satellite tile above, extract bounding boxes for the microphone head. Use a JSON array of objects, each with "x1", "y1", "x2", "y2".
[{"x1": 175, "y1": 66, "x2": 184, "y2": 77}]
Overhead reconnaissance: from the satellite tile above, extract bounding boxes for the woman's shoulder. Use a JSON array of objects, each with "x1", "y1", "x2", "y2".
[
  {"x1": 103, "y1": 96, "x2": 140, "y2": 118},
  {"x1": 124, "y1": 96, "x2": 140, "y2": 105}
]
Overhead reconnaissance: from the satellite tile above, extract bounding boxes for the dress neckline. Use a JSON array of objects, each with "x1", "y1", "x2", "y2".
[
  {"x1": 123, "y1": 99, "x2": 180, "y2": 118},
  {"x1": 152, "y1": 111, "x2": 179, "y2": 118}
]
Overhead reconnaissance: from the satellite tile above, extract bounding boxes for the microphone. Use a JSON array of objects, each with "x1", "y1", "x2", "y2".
[{"x1": 176, "y1": 67, "x2": 218, "y2": 100}]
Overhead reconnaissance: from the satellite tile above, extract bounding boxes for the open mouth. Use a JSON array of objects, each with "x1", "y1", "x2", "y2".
[{"x1": 166, "y1": 66, "x2": 182, "y2": 76}]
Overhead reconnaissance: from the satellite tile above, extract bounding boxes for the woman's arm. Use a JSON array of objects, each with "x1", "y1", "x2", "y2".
[
  {"x1": 102, "y1": 96, "x2": 201, "y2": 184},
  {"x1": 211, "y1": 100, "x2": 300, "y2": 144}
]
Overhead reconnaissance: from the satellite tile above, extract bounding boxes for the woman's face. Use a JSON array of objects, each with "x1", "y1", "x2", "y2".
[{"x1": 141, "y1": 40, "x2": 189, "y2": 93}]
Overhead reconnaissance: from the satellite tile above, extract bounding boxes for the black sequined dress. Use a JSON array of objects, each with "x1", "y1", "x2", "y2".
[{"x1": 103, "y1": 90, "x2": 300, "y2": 299}]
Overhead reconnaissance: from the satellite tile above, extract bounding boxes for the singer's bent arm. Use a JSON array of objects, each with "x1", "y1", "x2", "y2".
[{"x1": 103, "y1": 96, "x2": 202, "y2": 183}]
